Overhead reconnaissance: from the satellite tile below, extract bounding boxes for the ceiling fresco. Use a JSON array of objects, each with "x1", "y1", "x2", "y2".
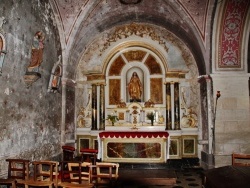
[
  {"x1": 50, "y1": 0, "x2": 209, "y2": 45},
  {"x1": 49, "y1": 0, "x2": 212, "y2": 78}
]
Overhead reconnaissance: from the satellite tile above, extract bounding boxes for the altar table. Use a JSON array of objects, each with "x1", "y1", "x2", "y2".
[{"x1": 98, "y1": 131, "x2": 169, "y2": 163}]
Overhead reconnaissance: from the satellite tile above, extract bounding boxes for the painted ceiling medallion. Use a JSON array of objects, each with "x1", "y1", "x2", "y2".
[{"x1": 119, "y1": 0, "x2": 142, "y2": 5}]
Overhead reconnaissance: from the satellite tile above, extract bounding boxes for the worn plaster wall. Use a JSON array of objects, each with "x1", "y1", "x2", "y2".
[{"x1": 0, "y1": 0, "x2": 62, "y2": 177}]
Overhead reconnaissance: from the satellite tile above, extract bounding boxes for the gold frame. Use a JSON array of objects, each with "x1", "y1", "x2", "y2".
[
  {"x1": 182, "y1": 135, "x2": 197, "y2": 158},
  {"x1": 169, "y1": 136, "x2": 181, "y2": 159}
]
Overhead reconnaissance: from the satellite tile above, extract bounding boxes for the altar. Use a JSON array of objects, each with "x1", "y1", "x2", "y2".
[
  {"x1": 98, "y1": 131, "x2": 169, "y2": 163},
  {"x1": 74, "y1": 48, "x2": 199, "y2": 161}
]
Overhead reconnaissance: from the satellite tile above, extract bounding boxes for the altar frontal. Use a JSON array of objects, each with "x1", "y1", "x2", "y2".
[{"x1": 98, "y1": 131, "x2": 169, "y2": 163}]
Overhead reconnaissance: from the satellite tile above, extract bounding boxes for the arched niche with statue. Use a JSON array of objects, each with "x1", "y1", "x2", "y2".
[{"x1": 105, "y1": 46, "x2": 166, "y2": 127}]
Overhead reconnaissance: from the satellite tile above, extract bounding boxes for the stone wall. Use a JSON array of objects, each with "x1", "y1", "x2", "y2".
[
  {"x1": 0, "y1": 0, "x2": 62, "y2": 177},
  {"x1": 212, "y1": 74, "x2": 250, "y2": 167}
]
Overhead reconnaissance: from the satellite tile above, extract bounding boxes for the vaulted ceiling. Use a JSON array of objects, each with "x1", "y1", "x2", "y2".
[{"x1": 50, "y1": 0, "x2": 214, "y2": 78}]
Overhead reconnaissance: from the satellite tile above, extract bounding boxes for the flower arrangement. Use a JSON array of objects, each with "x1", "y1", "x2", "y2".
[
  {"x1": 146, "y1": 112, "x2": 155, "y2": 126},
  {"x1": 106, "y1": 114, "x2": 119, "y2": 126}
]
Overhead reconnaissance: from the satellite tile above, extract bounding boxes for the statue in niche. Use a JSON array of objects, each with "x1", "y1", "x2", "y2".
[
  {"x1": 128, "y1": 72, "x2": 142, "y2": 102},
  {"x1": 27, "y1": 31, "x2": 45, "y2": 72},
  {"x1": 24, "y1": 31, "x2": 45, "y2": 87}
]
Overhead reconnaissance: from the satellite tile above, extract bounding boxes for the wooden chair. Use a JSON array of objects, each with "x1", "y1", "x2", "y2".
[
  {"x1": 62, "y1": 145, "x2": 75, "y2": 161},
  {"x1": 0, "y1": 159, "x2": 30, "y2": 188},
  {"x1": 90, "y1": 162, "x2": 119, "y2": 187},
  {"x1": 232, "y1": 153, "x2": 250, "y2": 166},
  {"x1": 80, "y1": 148, "x2": 98, "y2": 164},
  {"x1": 17, "y1": 160, "x2": 59, "y2": 188},
  {"x1": 58, "y1": 161, "x2": 93, "y2": 188}
]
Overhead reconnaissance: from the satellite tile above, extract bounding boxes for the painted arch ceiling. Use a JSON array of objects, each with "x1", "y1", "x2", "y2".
[{"x1": 50, "y1": 0, "x2": 211, "y2": 78}]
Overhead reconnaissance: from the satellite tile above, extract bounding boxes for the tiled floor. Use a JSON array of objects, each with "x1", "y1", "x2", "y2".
[{"x1": 117, "y1": 158, "x2": 204, "y2": 188}]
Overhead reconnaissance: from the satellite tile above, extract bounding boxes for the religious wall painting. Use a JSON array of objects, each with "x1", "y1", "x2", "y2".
[
  {"x1": 109, "y1": 79, "x2": 121, "y2": 105},
  {"x1": 0, "y1": 17, "x2": 6, "y2": 76},
  {"x1": 150, "y1": 78, "x2": 163, "y2": 104},
  {"x1": 123, "y1": 50, "x2": 146, "y2": 62},
  {"x1": 48, "y1": 55, "x2": 62, "y2": 93},
  {"x1": 108, "y1": 56, "x2": 125, "y2": 76},
  {"x1": 144, "y1": 54, "x2": 162, "y2": 74},
  {"x1": 27, "y1": 31, "x2": 45, "y2": 72},
  {"x1": 24, "y1": 31, "x2": 45, "y2": 87}
]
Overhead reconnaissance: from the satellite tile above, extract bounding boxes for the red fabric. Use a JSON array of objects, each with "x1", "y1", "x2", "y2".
[
  {"x1": 62, "y1": 145, "x2": 75, "y2": 151},
  {"x1": 80, "y1": 148, "x2": 98, "y2": 153},
  {"x1": 99, "y1": 131, "x2": 169, "y2": 138}
]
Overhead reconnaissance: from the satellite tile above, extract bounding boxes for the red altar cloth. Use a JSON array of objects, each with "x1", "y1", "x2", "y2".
[{"x1": 99, "y1": 131, "x2": 169, "y2": 139}]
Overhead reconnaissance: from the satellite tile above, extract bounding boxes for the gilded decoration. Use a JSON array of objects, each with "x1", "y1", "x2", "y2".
[
  {"x1": 166, "y1": 72, "x2": 186, "y2": 78},
  {"x1": 77, "y1": 107, "x2": 85, "y2": 128},
  {"x1": 123, "y1": 50, "x2": 146, "y2": 62},
  {"x1": 118, "y1": 112, "x2": 125, "y2": 120},
  {"x1": 109, "y1": 79, "x2": 121, "y2": 105},
  {"x1": 180, "y1": 87, "x2": 198, "y2": 128},
  {"x1": 144, "y1": 99, "x2": 155, "y2": 108},
  {"x1": 100, "y1": 23, "x2": 169, "y2": 54},
  {"x1": 145, "y1": 54, "x2": 162, "y2": 74},
  {"x1": 150, "y1": 78, "x2": 163, "y2": 104},
  {"x1": 87, "y1": 74, "x2": 105, "y2": 81},
  {"x1": 116, "y1": 99, "x2": 127, "y2": 108},
  {"x1": 108, "y1": 56, "x2": 125, "y2": 76}
]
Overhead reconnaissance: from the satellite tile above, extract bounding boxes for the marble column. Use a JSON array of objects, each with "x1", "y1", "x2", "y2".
[
  {"x1": 99, "y1": 84, "x2": 105, "y2": 130},
  {"x1": 91, "y1": 84, "x2": 97, "y2": 130},
  {"x1": 165, "y1": 82, "x2": 172, "y2": 130},
  {"x1": 174, "y1": 82, "x2": 180, "y2": 130}
]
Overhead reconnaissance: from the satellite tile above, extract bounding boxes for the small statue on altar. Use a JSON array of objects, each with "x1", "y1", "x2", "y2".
[
  {"x1": 128, "y1": 72, "x2": 142, "y2": 102},
  {"x1": 117, "y1": 99, "x2": 127, "y2": 108},
  {"x1": 144, "y1": 99, "x2": 155, "y2": 108}
]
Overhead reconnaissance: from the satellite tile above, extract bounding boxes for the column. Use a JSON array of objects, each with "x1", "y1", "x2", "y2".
[
  {"x1": 174, "y1": 82, "x2": 180, "y2": 130},
  {"x1": 61, "y1": 78, "x2": 67, "y2": 145},
  {"x1": 91, "y1": 84, "x2": 97, "y2": 130},
  {"x1": 99, "y1": 84, "x2": 105, "y2": 130},
  {"x1": 165, "y1": 82, "x2": 172, "y2": 130}
]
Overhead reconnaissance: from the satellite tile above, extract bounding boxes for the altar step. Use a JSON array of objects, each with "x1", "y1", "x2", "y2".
[
  {"x1": 119, "y1": 158, "x2": 200, "y2": 170},
  {"x1": 118, "y1": 169, "x2": 176, "y2": 186},
  {"x1": 116, "y1": 159, "x2": 202, "y2": 187},
  {"x1": 117, "y1": 167, "x2": 204, "y2": 188}
]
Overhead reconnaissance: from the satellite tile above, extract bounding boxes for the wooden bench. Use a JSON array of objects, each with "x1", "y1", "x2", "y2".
[{"x1": 232, "y1": 153, "x2": 250, "y2": 166}]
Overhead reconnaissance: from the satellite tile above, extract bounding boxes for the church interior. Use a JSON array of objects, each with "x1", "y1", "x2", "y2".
[{"x1": 0, "y1": 0, "x2": 249, "y2": 187}]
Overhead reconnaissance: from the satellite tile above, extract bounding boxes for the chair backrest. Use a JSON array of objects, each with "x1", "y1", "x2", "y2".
[
  {"x1": 32, "y1": 161, "x2": 59, "y2": 183},
  {"x1": 6, "y1": 159, "x2": 30, "y2": 180},
  {"x1": 60, "y1": 161, "x2": 92, "y2": 184},
  {"x1": 89, "y1": 162, "x2": 119, "y2": 187},
  {"x1": 62, "y1": 145, "x2": 75, "y2": 161},
  {"x1": 95, "y1": 162, "x2": 119, "y2": 179},
  {"x1": 232, "y1": 153, "x2": 250, "y2": 166}
]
